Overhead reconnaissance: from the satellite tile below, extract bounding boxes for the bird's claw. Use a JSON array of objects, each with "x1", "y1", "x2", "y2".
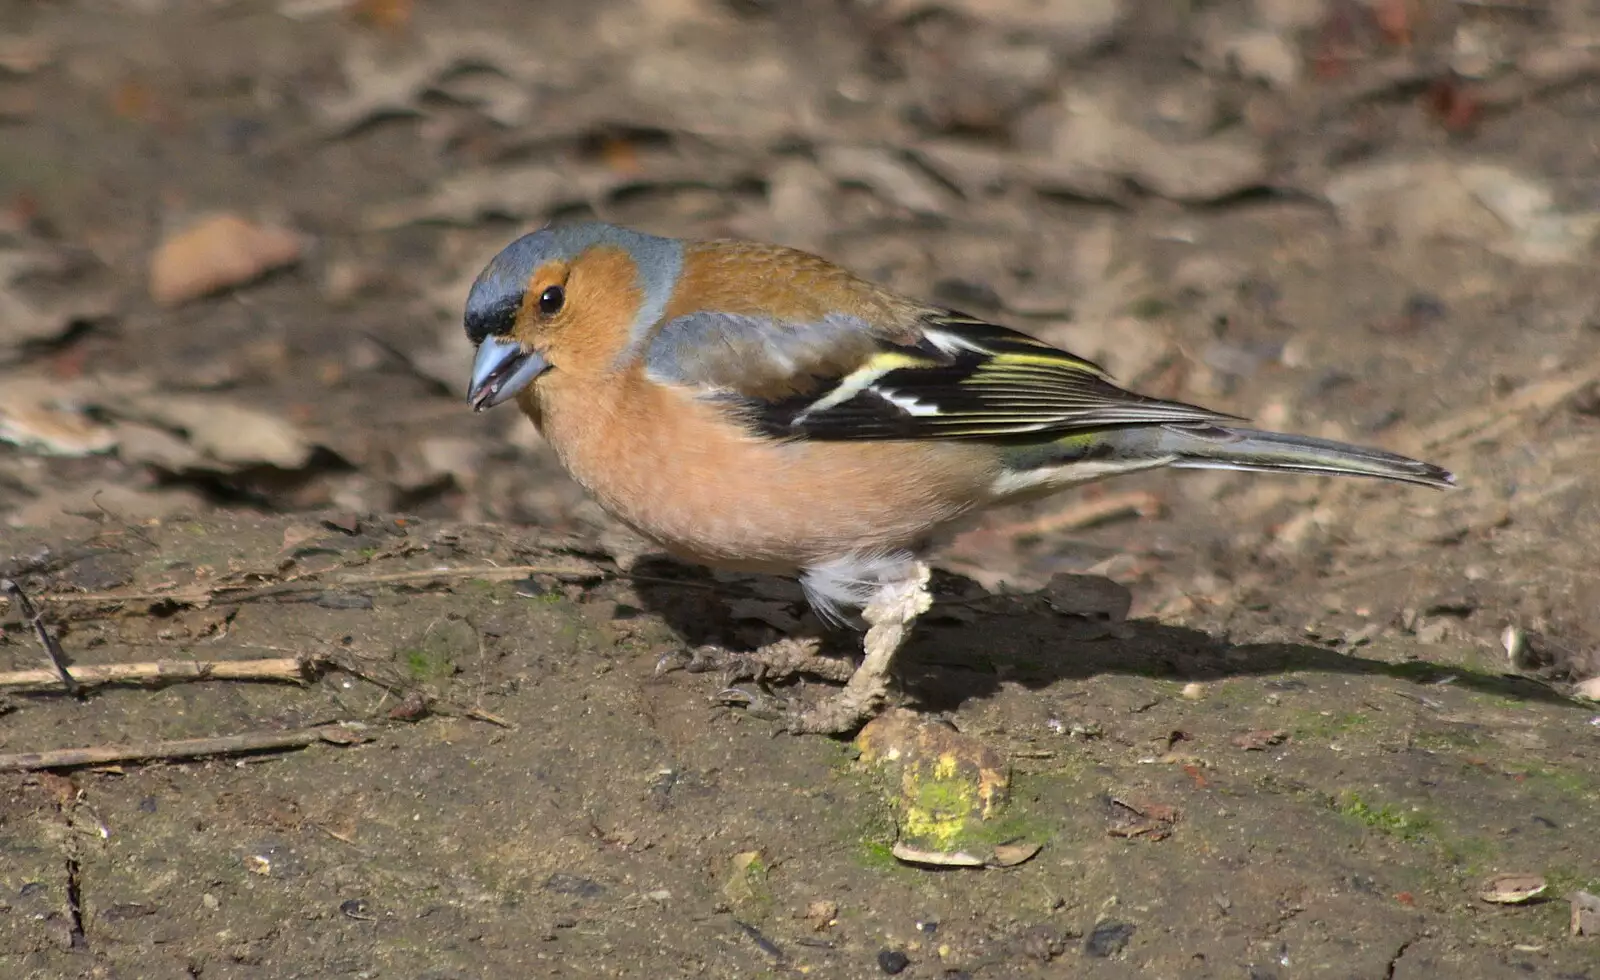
[
  {"x1": 671, "y1": 631, "x2": 903, "y2": 734},
  {"x1": 656, "y1": 645, "x2": 754, "y2": 679},
  {"x1": 715, "y1": 685, "x2": 790, "y2": 721}
]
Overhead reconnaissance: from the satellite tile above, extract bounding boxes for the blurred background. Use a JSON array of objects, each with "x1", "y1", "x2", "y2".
[{"x1": 2, "y1": 0, "x2": 1598, "y2": 644}]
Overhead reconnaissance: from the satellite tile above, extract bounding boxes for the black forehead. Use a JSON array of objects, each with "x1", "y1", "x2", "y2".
[
  {"x1": 461, "y1": 228, "x2": 577, "y2": 345},
  {"x1": 464, "y1": 290, "x2": 521, "y2": 345}
]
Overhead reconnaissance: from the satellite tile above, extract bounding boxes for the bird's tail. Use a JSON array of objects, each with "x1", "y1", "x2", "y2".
[{"x1": 1136, "y1": 424, "x2": 1455, "y2": 489}]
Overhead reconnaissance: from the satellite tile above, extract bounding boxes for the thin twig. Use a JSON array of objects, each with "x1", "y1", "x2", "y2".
[
  {"x1": 0, "y1": 655, "x2": 321, "y2": 693},
  {"x1": 332, "y1": 655, "x2": 518, "y2": 730},
  {"x1": 0, "y1": 724, "x2": 371, "y2": 773},
  {"x1": 25, "y1": 561, "x2": 605, "y2": 607},
  {"x1": 459, "y1": 705, "x2": 515, "y2": 729},
  {"x1": 2, "y1": 578, "x2": 80, "y2": 697}
]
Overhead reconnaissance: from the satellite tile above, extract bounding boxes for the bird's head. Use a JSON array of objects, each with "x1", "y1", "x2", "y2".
[{"x1": 464, "y1": 222, "x2": 684, "y2": 411}]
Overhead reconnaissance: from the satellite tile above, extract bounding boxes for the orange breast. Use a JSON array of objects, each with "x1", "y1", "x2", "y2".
[{"x1": 529, "y1": 373, "x2": 996, "y2": 572}]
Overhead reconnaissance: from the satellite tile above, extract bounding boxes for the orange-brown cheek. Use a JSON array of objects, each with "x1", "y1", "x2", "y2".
[
  {"x1": 543, "y1": 247, "x2": 644, "y2": 373},
  {"x1": 512, "y1": 261, "x2": 572, "y2": 348}
]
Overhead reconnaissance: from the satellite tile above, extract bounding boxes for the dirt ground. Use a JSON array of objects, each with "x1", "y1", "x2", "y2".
[{"x1": 2, "y1": 0, "x2": 1600, "y2": 976}]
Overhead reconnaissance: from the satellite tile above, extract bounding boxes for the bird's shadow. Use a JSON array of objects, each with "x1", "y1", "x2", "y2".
[{"x1": 625, "y1": 556, "x2": 1572, "y2": 712}]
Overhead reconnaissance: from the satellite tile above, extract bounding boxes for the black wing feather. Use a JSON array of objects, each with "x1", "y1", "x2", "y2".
[{"x1": 744, "y1": 312, "x2": 1241, "y2": 442}]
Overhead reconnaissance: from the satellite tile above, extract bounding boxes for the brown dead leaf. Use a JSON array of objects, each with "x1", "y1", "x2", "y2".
[
  {"x1": 1374, "y1": 0, "x2": 1412, "y2": 48},
  {"x1": 352, "y1": 0, "x2": 411, "y2": 31},
  {"x1": 879, "y1": 0, "x2": 1122, "y2": 53},
  {"x1": 1016, "y1": 91, "x2": 1269, "y2": 204},
  {"x1": 109, "y1": 76, "x2": 179, "y2": 129},
  {"x1": 110, "y1": 420, "x2": 202, "y2": 471},
  {"x1": 364, "y1": 153, "x2": 755, "y2": 229},
  {"x1": 0, "y1": 87, "x2": 35, "y2": 121},
  {"x1": 1478, "y1": 873, "x2": 1547, "y2": 905},
  {"x1": 817, "y1": 144, "x2": 953, "y2": 215},
  {"x1": 600, "y1": 136, "x2": 643, "y2": 176},
  {"x1": 0, "y1": 34, "x2": 55, "y2": 75},
  {"x1": 280, "y1": 524, "x2": 324, "y2": 552},
  {"x1": 128, "y1": 395, "x2": 316, "y2": 470},
  {"x1": 0, "y1": 247, "x2": 117, "y2": 350},
  {"x1": 989, "y1": 840, "x2": 1043, "y2": 868},
  {"x1": 77, "y1": 374, "x2": 320, "y2": 472},
  {"x1": 0, "y1": 374, "x2": 117, "y2": 457},
  {"x1": 149, "y1": 214, "x2": 303, "y2": 306},
  {"x1": 315, "y1": 32, "x2": 535, "y2": 133},
  {"x1": 1106, "y1": 796, "x2": 1180, "y2": 840},
  {"x1": 1424, "y1": 78, "x2": 1482, "y2": 134}
]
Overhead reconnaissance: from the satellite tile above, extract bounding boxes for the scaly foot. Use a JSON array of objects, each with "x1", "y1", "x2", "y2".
[{"x1": 782, "y1": 562, "x2": 934, "y2": 735}]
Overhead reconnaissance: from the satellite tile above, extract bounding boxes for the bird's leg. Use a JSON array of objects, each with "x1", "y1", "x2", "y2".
[{"x1": 786, "y1": 561, "x2": 932, "y2": 735}]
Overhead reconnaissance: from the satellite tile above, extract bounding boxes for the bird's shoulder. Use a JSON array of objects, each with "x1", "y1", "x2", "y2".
[{"x1": 636, "y1": 239, "x2": 929, "y2": 400}]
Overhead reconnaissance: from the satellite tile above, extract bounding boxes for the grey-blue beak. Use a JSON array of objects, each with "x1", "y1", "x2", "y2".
[{"x1": 467, "y1": 336, "x2": 548, "y2": 412}]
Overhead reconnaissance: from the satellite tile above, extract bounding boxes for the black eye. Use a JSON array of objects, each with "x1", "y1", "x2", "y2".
[{"x1": 538, "y1": 286, "x2": 565, "y2": 315}]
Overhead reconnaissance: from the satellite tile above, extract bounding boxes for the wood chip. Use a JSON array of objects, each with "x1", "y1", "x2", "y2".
[{"x1": 1479, "y1": 873, "x2": 1547, "y2": 904}]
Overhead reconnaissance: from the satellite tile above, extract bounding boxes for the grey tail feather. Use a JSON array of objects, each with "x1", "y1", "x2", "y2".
[{"x1": 1160, "y1": 425, "x2": 1456, "y2": 490}]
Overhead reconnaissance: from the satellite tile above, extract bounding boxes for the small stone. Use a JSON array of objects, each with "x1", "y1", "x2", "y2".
[
  {"x1": 1180, "y1": 682, "x2": 1206, "y2": 701},
  {"x1": 1230, "y1": 729, "x2": 1289, "y2": 751},
  {"x1": 1019, "y1": 923, "x2": 1066, "y2": 961},
  {"x1": 1222, "y1": 30, "x2": 1302, "y2": 89},
  {"x1": 722, "y1": 851, "x2": 771, "y2": 916},
  {"x1": 1415, "y1": 621, "x2": 1449, "y2": 645},
  {"x1": 542, "y1": 873, "x2": 603, "y2": 898},
  {"x1": 1572, "y1": 891, "x2": 1600, "y2": 936},
  {"x1": 1502, "y1": 625, "x2": 1527, "y2": 667},
  {"x1": 803, "y1": 899, "x2": 838, "y2": 931},
  {"x1": 1423, "y1": 594, "x2": 1477, "y2": 617},
  {"x1": 1451, "y1": 22, "x2": 1508, "y2": 80},
  {"x1": 201, "y1": 893, "x2": 220, "y2": 911},
  {"x1": 877, "y1": 948, "x2": 910, "y2": 974},
  {"x1": 1085, "y1": 921, "x2": 1135, "y2": 958}
]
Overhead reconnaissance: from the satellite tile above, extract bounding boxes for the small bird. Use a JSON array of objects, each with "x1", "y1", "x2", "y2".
[{"x1": 464, "y1": 222, "x2": 1454, "y2": 734}]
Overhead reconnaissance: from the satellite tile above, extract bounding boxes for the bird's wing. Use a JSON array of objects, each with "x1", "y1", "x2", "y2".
[{"x1": 645, "y1": 308, "x2": 1243, "y2": 441}]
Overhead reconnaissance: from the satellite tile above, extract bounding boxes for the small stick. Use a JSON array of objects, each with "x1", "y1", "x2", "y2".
[
  {"x1": 31, "y1": 562, "x2": 605, "y2": 606},
  {"x1": 0, "y1": 724, "x2": 370, "y2": 773},
  {"x1": 0, "y1": 655, "x2": 318, "y2": 693},
  {"x1": 2, "y1": 578, "x2": 80, "y2": 697}
]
